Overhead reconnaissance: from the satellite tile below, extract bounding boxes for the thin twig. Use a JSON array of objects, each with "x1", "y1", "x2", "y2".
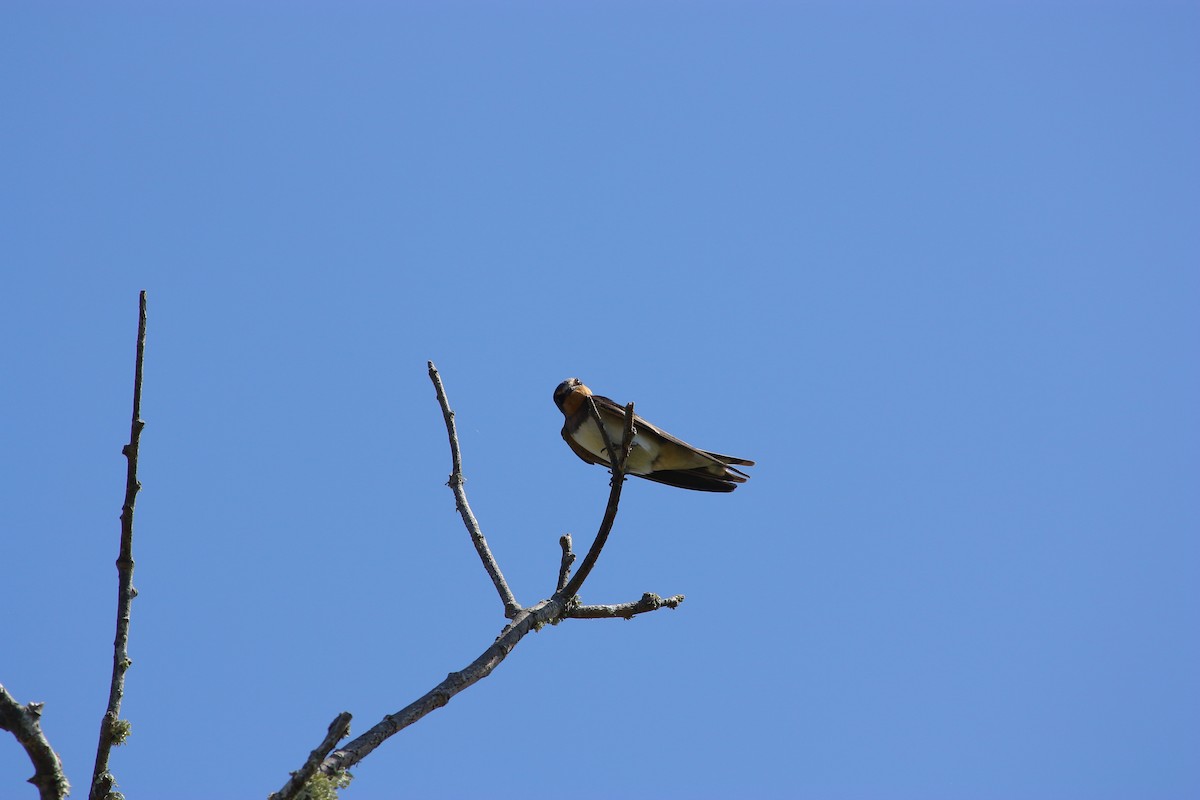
[
  {"x1": 427, "y1": 362, "x2": 520, "y2": 618},
  {"x1": 0, "y1": 685, "x2": 70, "y2": 800},
  {"x1": 557, "y1": 401, "x2": 636, "y2": 600},
  {"x1": 269, "y1": 711, "x2": 353, "y2": 800},
  {"x1": 90, "y1": 290, "x2": 147, "y2": 800},
  {"x1": 567, "y1": 593, "x2": 686, "y2": 620}
]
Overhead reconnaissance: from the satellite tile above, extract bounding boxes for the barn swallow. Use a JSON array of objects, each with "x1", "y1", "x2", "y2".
[{"x1": 553, "y1": 378, "x2": 754, "y2": 492}]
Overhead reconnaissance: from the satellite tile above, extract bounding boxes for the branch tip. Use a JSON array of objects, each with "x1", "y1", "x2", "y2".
[
  {"x1": 89, "y1": 291, "x2": 148, "y2": 800},
  {"x1": 427, "y1": 366, "x2": 519, "y2": 616},
  {"x1": 269, "y1": 711, "x2": 353, "y2": 800}
]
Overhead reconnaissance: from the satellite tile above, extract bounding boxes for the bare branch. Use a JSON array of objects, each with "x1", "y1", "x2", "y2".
[
  {"x1": 557, "y1": 401, "x2": 636, "y2": 600},
  {"x1": 90, "y1": 290, "x2": 147, "y2": 800},
  {"x1": 294, "y1": 373, "x2": 674, "y2": 780},
  {"x1": 269, "y1": 711, "x2": 352, "y2": 800},
  {"x1": 427, "y1": 361, "x2": 520, "y2": 618},
  {"x1": 567, "y1": 592, "x2": 686, "y2": 620},
  {"x1": 0, "y1": 685, "x2": 70, "y2": 800},
  {"x1": 322, "y1": 598, "x2": 565, "y2": 774}
]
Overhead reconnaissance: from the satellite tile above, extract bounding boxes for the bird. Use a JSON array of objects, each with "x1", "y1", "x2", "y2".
[{"x1": 553, "y1": 378, "x2": 754, "y2": 492}]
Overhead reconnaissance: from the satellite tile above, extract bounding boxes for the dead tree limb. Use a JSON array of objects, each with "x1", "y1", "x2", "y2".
[
  {"x1": 320, "y1": 597, "x2": 566, "y2": 775},
  {"x1": 285, "y1": 364, "x2": 680, "y2": 789}
]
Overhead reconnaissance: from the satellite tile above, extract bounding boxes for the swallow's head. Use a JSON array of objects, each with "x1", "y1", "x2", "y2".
[{"x1": 553, "y1": 377, "x2": 591, "y2": 414}]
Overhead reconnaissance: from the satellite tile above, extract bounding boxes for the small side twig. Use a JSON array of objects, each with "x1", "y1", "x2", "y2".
[
  {"x1": 567, "y1": 592, "x2": 686, "y2": 620},
  {"x1": 0, "y1": 685, "x2": 70, "y2": 800},
  {"x1": 556, "y1": 534, "x2": 575, "y2": 593},
  {"x1": 90, "y1": 290, "x2": 147, "y2": 800},
  {"x1": 427, "y1": 361, "x2": 520, "y2": 618},
  {"x1": 557, "y1": 400, "x2": 636, "y2": 601},
  {"x1": 269, "y1": 711, "x2": 353, "y2": 800}
]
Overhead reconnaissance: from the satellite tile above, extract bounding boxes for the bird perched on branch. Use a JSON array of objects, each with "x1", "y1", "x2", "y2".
[{"x1": 553, "y1": 378, "x2": 754, "y2": 492}]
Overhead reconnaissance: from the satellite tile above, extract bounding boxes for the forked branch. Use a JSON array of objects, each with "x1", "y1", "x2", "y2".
[{"x1": 296, "y1": 366, "x2": 680, "y2": 787}]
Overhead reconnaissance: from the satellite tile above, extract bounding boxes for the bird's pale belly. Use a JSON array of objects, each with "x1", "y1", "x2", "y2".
[{"x1": 574, "y1": 416, "x2": 658, "y2": 475}]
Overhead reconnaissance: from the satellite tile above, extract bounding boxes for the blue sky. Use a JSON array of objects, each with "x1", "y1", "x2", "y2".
[{"x1": 2, "y1": 3, "x2": 1197, "y2": 799}]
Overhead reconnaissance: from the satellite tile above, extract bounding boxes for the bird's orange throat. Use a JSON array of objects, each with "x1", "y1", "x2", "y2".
[{"x1": 559, "y1": 384, "x2": 593, "y2": 416}]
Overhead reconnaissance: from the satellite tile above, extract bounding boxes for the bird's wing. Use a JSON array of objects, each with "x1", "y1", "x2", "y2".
[
  {"x1": 638, "y1": 468, "x2": 740, "y2": 493},
  {"x1": 590, "y1": 392, "x2": 755, "y2": 469}
]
